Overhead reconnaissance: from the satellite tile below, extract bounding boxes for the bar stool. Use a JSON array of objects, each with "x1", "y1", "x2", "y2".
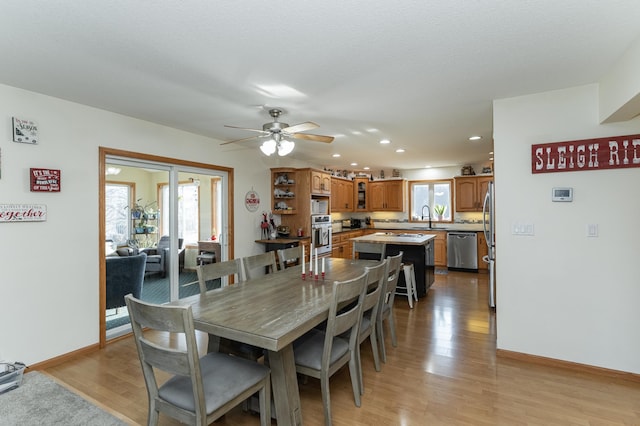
[{"x1": 396, "y1": 261, "x2": 418, "y2": 308}]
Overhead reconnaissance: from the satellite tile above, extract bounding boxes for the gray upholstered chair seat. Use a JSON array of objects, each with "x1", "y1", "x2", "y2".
[
  {"x1": 293, "y1": 329, "x2": 349, "y2": 371},
  {"x1": 158, "y1": 352, "x2": 270, "y2": 413}
]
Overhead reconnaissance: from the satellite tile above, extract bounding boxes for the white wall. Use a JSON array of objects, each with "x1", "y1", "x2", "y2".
[
  {"x1": 0, "y1": 84, "x2": 283, "y2": 365},
  {"x1": 494, "y1": 84, "x2": 640, "y2": 373}
]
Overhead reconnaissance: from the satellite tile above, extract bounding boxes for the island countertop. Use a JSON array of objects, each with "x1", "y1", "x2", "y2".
[{"x1": 350, "y1": 232, "x2": 436, "y2": 246}]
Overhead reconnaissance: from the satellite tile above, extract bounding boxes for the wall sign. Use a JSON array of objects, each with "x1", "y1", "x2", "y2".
[
  {"x1": 30, "y1": 168, "x2": 61, "y2": 192},
  {"x1": 12, "y1": 117, "x2": 38, "y2": 144},
  {"x1": 0, "y1": 204, "x2": 47, "y2": 222},
  {"x1": 245, "y1": 190, "x2": 260, "y2": 212},
  {"x1": 532, "y1": 133, "x2": 640, "y2": 174}
]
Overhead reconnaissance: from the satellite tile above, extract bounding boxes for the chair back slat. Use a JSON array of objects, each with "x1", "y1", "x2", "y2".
[
  {"x1": 362, "y1": 259, "x2": 387, "y2": 320},
  {"x1": 277, "y1": 246, "x2": 302, "y2": 270},
  {"x1": 196, "y1": 258, "x2": 243, "y2": 293},
  {"x1": 242, "y1": 251, "x2": 278, "y2": 280},
  {"x1": 326, "y1": 271, "x2": 368, "y2": 343},
  {"x1": 353, "y1": 242, "x2": 386, "y2": 261},
  {"x1": 382, "y1": 251, "x2": 403, "y2": 308}
]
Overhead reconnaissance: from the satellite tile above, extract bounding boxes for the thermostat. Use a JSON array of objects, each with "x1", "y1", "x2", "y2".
[{"x1": 552, "y1": 187, "x2": 573, "y2": 202}]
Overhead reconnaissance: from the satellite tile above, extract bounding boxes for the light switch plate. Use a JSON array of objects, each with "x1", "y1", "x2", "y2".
[{"x1": 587, "y1": 224, "x2": 598, "y2": 237}]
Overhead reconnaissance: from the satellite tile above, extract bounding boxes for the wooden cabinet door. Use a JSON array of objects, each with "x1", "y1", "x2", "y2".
[
  {"x1": 477, "y1": 231, "x2": 488, "y2": 270},
  {"x1": 433, "y1": 231, "x2": 447, "y2": 267},
  {"x1": 384, "y1": 180, "x2": 404, "y2": 211},
  {"x1": 321, "y1": 174, "x2": 331, "y2": 195},
  {"x1": 455, "y1": 177, "x2": 477, "y2": 211},
  {"x1": 477, "y1": 177, "x2": 492, "y2": 210},
  {"x1": 311, "y1": 171, "x2": 323, "y2": 194},
  {"x1": 331, "y1": 178, "x2": 353, "y2": 212},
  {"x1": 369, "y1": 182, "x2": 386, "y2": 210},
  {"x1": 342, "y1": 180, "x2": 353, "y2": 211},
  {"x1": 311, "y1": 170, "x2": 331, "y2": 195}
]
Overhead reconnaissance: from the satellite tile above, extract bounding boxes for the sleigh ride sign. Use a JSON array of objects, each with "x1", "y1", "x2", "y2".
[{"x1": 532, "y1": 133, "x2": 640, "y2": 174}]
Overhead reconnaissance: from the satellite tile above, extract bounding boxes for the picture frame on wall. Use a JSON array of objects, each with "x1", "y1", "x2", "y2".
[{"x1": 12, "y1": 117, "x2": 38, "y2": 144}]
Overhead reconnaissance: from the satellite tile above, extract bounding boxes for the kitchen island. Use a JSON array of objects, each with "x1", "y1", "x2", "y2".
[{"x1": 350, "y1": 232, "x2": 435, "y2": 297}]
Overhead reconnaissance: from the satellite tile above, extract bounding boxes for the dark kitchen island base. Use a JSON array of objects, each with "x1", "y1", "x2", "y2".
[{"x1": 352, "y1": 233, "x2": 435, "y2": 298}]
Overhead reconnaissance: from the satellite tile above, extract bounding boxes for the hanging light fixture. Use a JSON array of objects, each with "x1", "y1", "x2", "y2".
[
  {"x1": 277, "y1": 139, "x2": 295, "y2": 156},
  {"x1": 259, "y1": 133, "x2": 295, "y2": 156},
  {"x1": 260, "y1": 139, "x2": 277, "y2": 156}
]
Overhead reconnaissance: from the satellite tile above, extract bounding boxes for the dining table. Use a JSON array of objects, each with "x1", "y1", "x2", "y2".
[{"x1": 170, "y1": 256, "x2": 379, "y2": 426}]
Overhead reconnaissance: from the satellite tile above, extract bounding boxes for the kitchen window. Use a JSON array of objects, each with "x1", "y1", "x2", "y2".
[{"x1": 408, "y1": 179, "x2": 453, "y2": 223}]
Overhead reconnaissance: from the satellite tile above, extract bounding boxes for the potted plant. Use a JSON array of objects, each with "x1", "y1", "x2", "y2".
[{"x1": 433, "y1": 204, "x2": 446, "y2": 220}]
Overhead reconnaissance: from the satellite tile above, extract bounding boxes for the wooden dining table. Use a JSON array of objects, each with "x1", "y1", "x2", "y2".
[{"x1": 170, "y1": 257, "x2": 378, "y2": 426}]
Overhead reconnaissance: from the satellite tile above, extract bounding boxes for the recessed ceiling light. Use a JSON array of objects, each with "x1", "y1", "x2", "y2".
[
  {"x1": 489, "y1": 151, "x2": 494, "y2": 155},
  {"x1": 395, "y1": 148, "x2": 405, "y2": 153},
  {"x1": 350, "y1": 162, "x2": 358, "y2": 166},
  {"x1": 489, "y1": 157, "x2": 494, "y2": 161},
  {"x1": 366, "y1": 128, "x2": 379, "y2": 133},
  {"x1": 363, "y1": 166, "x2": 370, "y2": 170},
  {"x1": 380, "y1": 139, "x2": 391, "y2": 144},
  {"x1": 424, "y1": 165, "x2": 432, "y2": 169},
  {"x1": 469, "y1": 136, "x2": 482, "y2": 141},
  {"x1": 332, "y1": 153, "x2": 341, "y2": 158},
  {"x1": 352, "y1": 131, "x2": 362, "y2": 136}
]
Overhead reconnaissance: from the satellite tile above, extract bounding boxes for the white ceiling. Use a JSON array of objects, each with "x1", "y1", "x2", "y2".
[{"x1": 2, "y1": 1, "x2": 640, "y2": 171}]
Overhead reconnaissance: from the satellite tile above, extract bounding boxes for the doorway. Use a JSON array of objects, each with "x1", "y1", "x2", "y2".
[{"x1": 100, "y1": 148, "x2": 234, "y2": 346}]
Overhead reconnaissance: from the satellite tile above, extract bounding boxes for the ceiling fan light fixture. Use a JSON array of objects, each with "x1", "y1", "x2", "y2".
[
  {"x1": 278, "y1": 139, "x2": 295, "y2": 156},
  {"x1": 260, "y1": 139, "x2": 277, "y2": 156}
]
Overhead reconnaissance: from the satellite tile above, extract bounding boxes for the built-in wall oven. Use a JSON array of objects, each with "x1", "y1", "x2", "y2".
[{"x1": 311, "y1": 214, "x2": 332, "y2": 255}]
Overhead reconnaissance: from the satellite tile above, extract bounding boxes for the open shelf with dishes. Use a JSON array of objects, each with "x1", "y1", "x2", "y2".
[{"x1": 272, "y1": 168, "x2": 297, "y2": 214}]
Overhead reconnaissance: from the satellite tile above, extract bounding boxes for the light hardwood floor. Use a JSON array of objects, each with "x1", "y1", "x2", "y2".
[{"x1": 45, "y1": 270, "x2": 640, "y2": 425}]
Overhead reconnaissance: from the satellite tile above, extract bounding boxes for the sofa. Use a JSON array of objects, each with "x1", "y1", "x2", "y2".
[{"x1": 105, "y1": 252, "x2": 147, "y2": 310}]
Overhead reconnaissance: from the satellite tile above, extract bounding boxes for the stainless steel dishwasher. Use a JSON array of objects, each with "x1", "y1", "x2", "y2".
[{"x1": 447, "y1": 232, "x2": 478, "y2": 270}]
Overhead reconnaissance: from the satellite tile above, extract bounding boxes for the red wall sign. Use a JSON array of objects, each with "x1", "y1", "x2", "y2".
[
  {"x1": 532, "y1": 133, "x2": 640, "y2": 174},
  {"x1": 30, "y1": 168, "x2": 61, "y2": 192}
]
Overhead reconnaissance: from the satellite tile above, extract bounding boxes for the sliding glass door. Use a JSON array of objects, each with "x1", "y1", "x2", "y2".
[{"x1": 101, "y1": 149, "x2": 230, "y2": 344}]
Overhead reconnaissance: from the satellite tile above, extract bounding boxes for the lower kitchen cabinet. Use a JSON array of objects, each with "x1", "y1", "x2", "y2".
[
  {"x1": 433, "y1": 231, "x2": 447, "y2": 267},
  {"x1": 477, "y1": 231, "x2": 488, "y2": 271}
]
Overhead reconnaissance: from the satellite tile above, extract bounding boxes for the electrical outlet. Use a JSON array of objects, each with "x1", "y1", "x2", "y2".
[{"x1": 587, "y1": 224, "x2": 598, "y2": 237}]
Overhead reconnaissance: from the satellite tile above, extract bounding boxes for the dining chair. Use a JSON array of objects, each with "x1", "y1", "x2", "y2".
[
  {"x1": 352, "y1": 241, "x2": 387, "y2": 261},
  {"x1": 242, "y1": 251, "x2": 278, "y2": 280},
  {"x1": 355, "y1": 258, "x2": 387, "y2": 395},
  {"x1": 196, "y1": 258, "x2": 243, "y2": 294},
  {"x1": 125, "y1": 294, "x2": 271, "y2": 426},
  {"x1": 276, "y1": 245, "x2": 302, "y2": 270},
  {"x1": 293, "y1": 270, "x2": 368, "y2": 426},
  {"x1": 377, "y1": 251, "x2": 403, "y2": 363},
  {"x1": 196, "y1": 259, "x2": 263, "y2": 360}
]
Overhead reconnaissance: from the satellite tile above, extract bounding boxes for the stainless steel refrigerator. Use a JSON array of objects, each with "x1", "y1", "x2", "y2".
[{"x1": 482, "y1": 181, "x2": 496, "y2": 308}]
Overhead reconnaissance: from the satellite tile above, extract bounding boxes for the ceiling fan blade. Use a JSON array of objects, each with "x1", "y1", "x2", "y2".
[
  {"x1": 224, "y1": 124, "x2": 269, "y2": 134},
  {"x1": 291, "y1": 133, "x2": 334, "y2": 143},
  {"x1": 282, "y1": 121, "x2": 319, "y2": 134},
  {"x1": 220, "y1": 135, "x2": 261, "y2": 145}
]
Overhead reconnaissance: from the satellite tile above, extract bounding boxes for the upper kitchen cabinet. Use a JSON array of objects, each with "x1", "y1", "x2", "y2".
[
  {"x1": 354, "y1": 177, "x2": 369, "y2": 211},
  {"x1": 272, "y1": 168, "x2": 298, "y2": 214},
  {"x1": 454, "y1": 175, "x2": 492, "y2": 212},
  {"x1": 310, "y1": 169, "x2": 331, "y2": 195},
  {"x1": 330, "y1": 177, "x2": 354, "y2": 213},
  {"x1": 369, "y1": 179, "x2": 405, "y2": 211}
]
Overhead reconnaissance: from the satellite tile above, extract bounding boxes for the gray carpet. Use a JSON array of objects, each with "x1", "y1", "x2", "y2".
[{"x1": 0, "y1": 371, "x2": 128, "y2": 425}]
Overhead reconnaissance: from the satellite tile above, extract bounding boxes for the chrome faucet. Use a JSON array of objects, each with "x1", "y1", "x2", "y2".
[{"x1": 421, "y1": 204, "x2": 432, "y2": 228}]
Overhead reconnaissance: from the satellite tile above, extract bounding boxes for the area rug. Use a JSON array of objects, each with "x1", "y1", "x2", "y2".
[{"x1": 0, "y1": 371, "x2": 130, "y2": 425}]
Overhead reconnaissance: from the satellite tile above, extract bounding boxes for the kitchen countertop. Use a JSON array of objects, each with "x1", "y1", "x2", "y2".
[
  {"x1": 255, "y1": 236, "x2": 310, "y2": 244},
  {"x1": 350, "y1": 232, "x2": 436, "y2": 245},
  {"x1": 334, "y1": 224, "x2": 484, "y2": 234}
]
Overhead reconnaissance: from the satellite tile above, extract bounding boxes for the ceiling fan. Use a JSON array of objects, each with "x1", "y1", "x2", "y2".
[{"x1": 221, "y1": 108, "x2": 334, "y2": 156}]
